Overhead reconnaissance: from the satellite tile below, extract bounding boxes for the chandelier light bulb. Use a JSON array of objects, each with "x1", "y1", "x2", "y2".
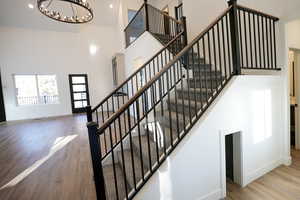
[{"x1": 37, "y1": 0, "x2": 93, "y2": 24}]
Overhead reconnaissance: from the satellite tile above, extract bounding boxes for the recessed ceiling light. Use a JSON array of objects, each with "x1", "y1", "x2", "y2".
[
  {"x1": 28, "y1": 3, "x2": 34, "y2": 9},
  {"x1": 109, "y1": 4, "x2": 113, "y2": 9}
]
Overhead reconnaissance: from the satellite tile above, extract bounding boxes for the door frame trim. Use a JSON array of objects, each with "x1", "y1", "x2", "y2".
[
  {"x1": 0, "y1": 70, "x2": 6, "y2": 122},
  {"x1": 219, "y1": 130, "x2": 244, "y2": 198}
]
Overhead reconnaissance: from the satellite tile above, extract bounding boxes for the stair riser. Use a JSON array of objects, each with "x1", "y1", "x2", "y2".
[
  {"x1": 168, "y1": 101, "x2": 198, "y2": 116},
  {"x1": 188, "y1": 80, "x2": 222, "y2": 89},
  {"x1": 177, "y1": 90, "x2": 210, "y2": 102},
  {"x1": 193, "y1": 71, "x2": 222, "y2": 77},
  {"x1": 161, "y1": 117, "x2": 185, "y2": 132}
]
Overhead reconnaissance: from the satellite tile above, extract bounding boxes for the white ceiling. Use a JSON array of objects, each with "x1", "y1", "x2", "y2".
[{"x1": 0, "y1": 0, "x2": 120, "y2": 32}]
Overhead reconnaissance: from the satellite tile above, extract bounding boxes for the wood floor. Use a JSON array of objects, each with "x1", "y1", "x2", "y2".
[
  {"x1": 0, "y1": 115, "x2": 97, "y2": 200},
  {"x1": 226, "y1": 149, "x2": 300, "y2": 200},
  {"x1": 0, "y1": 115, "x2": 299, "y2": 200}
]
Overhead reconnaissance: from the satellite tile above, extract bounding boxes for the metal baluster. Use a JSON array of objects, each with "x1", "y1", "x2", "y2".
[
  {"x1": 196, "y1": 41, "x2": 204, "y2": 110},
  {"x1": 135, "y1": 99, "x2": 145, "y2": 181},
  {"x1": 127, "y1": 108, "x2": 137, "y2": 190},
  {"x1": 108, "y1": 125, "x2": 120, "y2": 200},
  {"x1": 173, "y1": 60, "x2": 180, "y2": 142},
  {"x1": 253, "y1": 13, "x2": 258, "y2": 68},
  {"x1": 238, "y1": 9, "x2": 244, "y2": 68},
  {"x1": 248, "y1": 12, "x2": 254, "y2": 68},
  {"x1": 265, "y1": 17, "x2": 270, "y2": 69},
  {"x1": 212, "y1": 27, "x2": 218, "y2": 90},
  {"x1": 191, "y1": 46, "x2": 198, "y2": 117},
  {"x1": 217, "y1": 22, "x2": 223, "y2": 86},
  {"x1": 117, "y1": 116, "x2": 129, "y2": 199},
  {"x1": 269, "y1": 18, "x2": 274, "y2": 69},
  {"x1": 226, "y1": 14, "x2": 232, "y2": 74},
  {"x1": 151, "y1": 84, "x2": 160, "y2": 165},
  {"x1": 257, "y1": 15, "x2": 262, "y2": 68},
  {"x1": 221, "y1": 17, "x2": 228, "y2": 80},
  {"x1": 166, "y1": 67, "x2": 174, "y2": 148},
  {"x1": 144, "y1": 89, "x2": 153, "y2": 172},
  {"x1": 273, "y1": 20, "x2": 277, "y2": 69},
  {"x1": 179, "y1": 61, "x2": 186, "y2": 134},
  {"x1": 261, "y1": 16, "x2": 266, "y2": 68},
  {"x1": 243, "y1": 10, "x2": 249, "y2": 68},
  {"x1": 202, "y1": 37, "x2": 209, "y2": 105}
]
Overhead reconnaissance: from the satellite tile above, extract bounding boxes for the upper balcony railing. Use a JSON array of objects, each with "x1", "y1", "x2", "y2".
[{"x1": 124, "y1": 1, "x2": 184, "y2": 47}]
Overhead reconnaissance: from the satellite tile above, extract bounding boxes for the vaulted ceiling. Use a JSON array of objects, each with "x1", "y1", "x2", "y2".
[{"x1": 0, "y1": 0, "x2": 120, "y2": 32}]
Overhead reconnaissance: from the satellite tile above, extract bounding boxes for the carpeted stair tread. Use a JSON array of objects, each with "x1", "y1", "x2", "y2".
[
  {"x1": 103, "y1": 164, "x2": 128, "y2": 200},
  {"x1": 117, "y1": 149, "x2": 148, "y2": 189},
  {"x1": 132, "y1": 135, "x2": 163, "y2": 169}
]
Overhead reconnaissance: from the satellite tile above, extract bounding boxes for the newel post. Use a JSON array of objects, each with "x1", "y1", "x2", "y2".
[
  {"x1": 86, "y1": 105, "x2": 93, "y2": 122},
  {"x1": 227, "y1": 0, "x2": 241, "y2": 75},
  {"x1": 87, "y1": 122, "x2": 106, "y2": 200},
  {"x1": 144, "y1": 0, "x2": 150, "y2": 31}
]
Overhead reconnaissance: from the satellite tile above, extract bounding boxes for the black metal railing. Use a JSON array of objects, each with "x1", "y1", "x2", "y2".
[
  {"x1": 147, "y1": 4, "x2": 184, "y2": 45},
  {"x1": 236, "y1": 4, "x2": 279, "y2": 70},
  {"x1": 124, "y1": 4, "x2": 147, "y2": 47},
  {"x1": 90, "y1": 5, "x2": 185, "y2": 131},
  {"x1": 125, "y1": 1, "x2": 183, "y2": 47},
  {"x1": 87, "y1": 1, "x2": 280, "y2": 200},
  {"x1": 175, "y1": 3, "x2": 183, "y2": 20}
]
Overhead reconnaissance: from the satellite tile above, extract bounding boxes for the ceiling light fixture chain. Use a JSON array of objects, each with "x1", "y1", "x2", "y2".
[{"x1": 37, "y1": 0, "x2": 93, "y2": 24}]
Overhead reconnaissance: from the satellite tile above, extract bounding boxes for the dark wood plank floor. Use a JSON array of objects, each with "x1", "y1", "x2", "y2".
[{"x1": 0, "y1": 115, "x2": 96, "y2": 200}]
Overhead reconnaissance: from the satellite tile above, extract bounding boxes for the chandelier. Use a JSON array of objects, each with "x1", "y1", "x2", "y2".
[{"x1": 37, "y1": 0, "x2": 94, "y2": 24}]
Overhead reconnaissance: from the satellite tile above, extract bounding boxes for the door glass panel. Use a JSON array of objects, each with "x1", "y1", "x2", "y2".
[
  {"x1": 74, "y1": 101, "x2": 83, "y2": 108},
  {"x1": 73, "y1": 85, "x2": 86, "y2": 92},
  {"x1": 74, "y1": 93, "x2": 86, "y2": 100},
  {"x1": 82, "y1": 101, "x2": 87, "y2": 107},
  {"x1": 72, "y1": 77, "x2": 86, "y2": 84}
]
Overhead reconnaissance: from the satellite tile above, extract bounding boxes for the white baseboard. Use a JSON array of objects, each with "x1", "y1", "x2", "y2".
[
  {"x1": 243, "y1": 159, "x2": 282, "y2": 186},
  {"x1": 282, "y1": 156, "x2": 292, "y2": 166},
  {"x1": 196, "y1": 189, "x2": 222, "y2": 200}
]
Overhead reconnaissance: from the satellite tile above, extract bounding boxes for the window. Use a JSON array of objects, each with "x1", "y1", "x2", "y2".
[{"x1": 14, "y1": 75, "x2": 59, "y2": 106}]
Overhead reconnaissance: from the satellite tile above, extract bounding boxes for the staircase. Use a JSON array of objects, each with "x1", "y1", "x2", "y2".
[{"x1": 86, "y1": 1, "x2": 280, "y2": 200}]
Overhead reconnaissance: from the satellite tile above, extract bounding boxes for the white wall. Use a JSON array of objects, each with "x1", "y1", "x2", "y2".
[
  {"x1": 286, "y1": 19, "x2": 300, "y2": 50},
  {"x1": 124, "y1": 32, "x2": 164, "y2": 77},
  {"x1": 0, "y1": 26, "x2": 120, "y2": 121},
  {"x1": 134, "y1": 75, "x2": 287, "y2": 200}
]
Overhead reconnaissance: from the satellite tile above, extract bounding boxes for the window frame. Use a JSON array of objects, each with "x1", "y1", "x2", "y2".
[{"x1": 13, "y1": 74, "x2": 60, "y2": 106}]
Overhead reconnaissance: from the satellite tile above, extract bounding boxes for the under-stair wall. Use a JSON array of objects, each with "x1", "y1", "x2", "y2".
[{"x1": 134, "y1": 75, "x2": 287, "y2": 200}]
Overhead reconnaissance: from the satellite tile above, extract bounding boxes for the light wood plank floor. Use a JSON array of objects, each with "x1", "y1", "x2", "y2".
[
  {"x1": 226, "y1": 149, "x2": 300, "y2": 200},
  {"x1": 0, "y1": 115, "x2": 299, "y2": 200}
]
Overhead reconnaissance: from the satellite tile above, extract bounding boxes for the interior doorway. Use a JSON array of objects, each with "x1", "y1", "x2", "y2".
[
  {"x1": 0, "y1": 70, "x2": 6, "y2": 122},
  {"x1": 225, "y1": 134, "x2": 234, "y2": 181},
  {"x1": 68, "y1": 74, "x2": 90, "y2": 114},
  {"x1": 289, "y1": 50, "x2": 299, "y2": 149},
  {"x1": 220, "y1": 131, "x2": 243, "y2": 197}
]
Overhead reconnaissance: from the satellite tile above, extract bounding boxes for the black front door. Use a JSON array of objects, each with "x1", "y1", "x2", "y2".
[
  {"x1": 0, "y1": 71, "x2": 6, "y2": 122},
  {"x1": 69, "y1": 74, "x2": 90, "y2": 113}
]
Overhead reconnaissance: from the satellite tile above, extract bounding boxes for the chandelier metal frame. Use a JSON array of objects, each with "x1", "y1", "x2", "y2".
[{"x1": 37, "y1": 0, "x2": 94, "y2": 24}]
